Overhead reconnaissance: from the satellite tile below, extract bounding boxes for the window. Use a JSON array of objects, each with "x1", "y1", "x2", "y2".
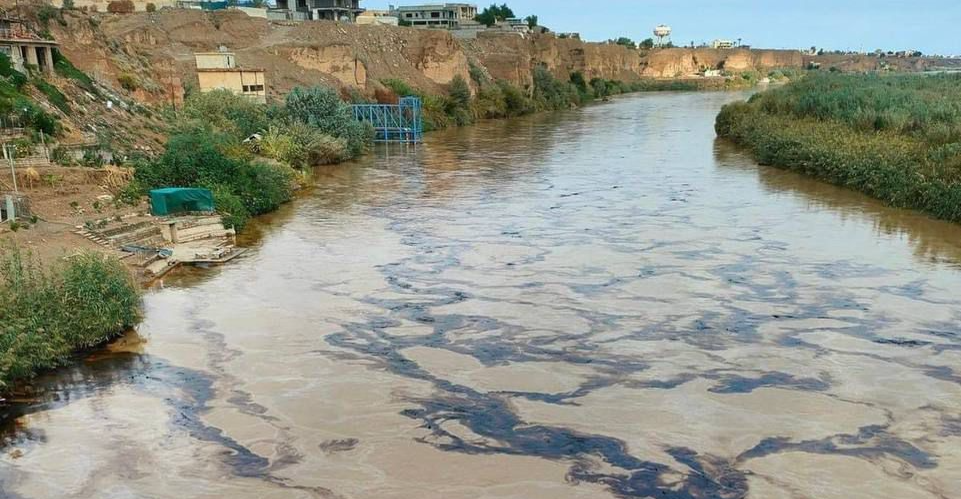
[{"x1": 430, "y1": 11, "x2": 440, "y2": 18}]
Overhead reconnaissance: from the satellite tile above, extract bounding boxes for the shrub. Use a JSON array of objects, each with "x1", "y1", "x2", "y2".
[
  {"x1": 0, "y1": 246, "x2": 140, "y2": 389},
  {"x1": 309, "y1": 133, "x2": 349, "y2": 165},
  {"x1": 37, "y1": 5, "x2": 65, "y2": 28},
  {"x1": 11, "y1": 97, "x2": 58, "y2": 136},
  {"x1": 51, "y1": 145, "x2": 73, "y2": 166},
  {"x1": 146, "y1": 2, "x2": 156, "y2": 12},
  {"x1": 532, "y1": 66, "x2": 579, "y2": 111},
  {"x1": 210, "y1": 184, "x2": 250, "y2": 231},
  {"x1": 380, "y1": 78, "x2": 417, "y2": 98},
  {"x1": 107, "y1": 0, "x2": 135, "y2": 13},
  {"x1": 468, "y1": 61, "x2": 489, "y2": 86},
  {"x1": 260, "y1": 124, "x2": 307, "y2": 168},
  {"x1": 284, "y1": 85, "x2": 373, "y2": 157},
  {"x1": 180, "y1": 89, "x2": 268, "y2": 139},
  {"x1": 590, "y1": 77, "x2": 609, "y2": 99},
  {"x1": 117, "y1": 72, "x2": 138, "y2": 91},
  {"x1": 445, "y1": 75, "x2": 473, "y2": 126},
  {"x1": 134, "y1": 128, "x2": 295, "y2": 229},
  {"x1": 260, "y1": 120, "x2": 349, "y2": 167}
]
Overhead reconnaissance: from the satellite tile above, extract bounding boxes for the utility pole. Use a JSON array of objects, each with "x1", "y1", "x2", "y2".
[
  {"x1": 40, "y1": 129, "x2": 48, "y2": 160},
  {"x1": 4, "y1": 143, "x2": 18, "y2": 194}
]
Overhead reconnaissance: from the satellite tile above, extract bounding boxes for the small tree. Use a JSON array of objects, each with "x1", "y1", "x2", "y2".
[
  {"x1": 146, "y1": 2, "x2": 156, "y2": 12},
  {"x1": 475, "y1": 3, "x2": 514, "y2": 27},
  {"x1": 524, "y1": 14, "x2": 537, "y2": 28},
  {"x1": 448, "y1": 75, "x2": 471, "y2": 108},
  {"x1": 639, "y1": 38, "x2": 654, "y2": 50},
  {"x1": 445, "y1": 75, "x2": 472, "y2": 126},
  {"x1": 612, "y1": 37, "x2": 636, "y2": 50}
]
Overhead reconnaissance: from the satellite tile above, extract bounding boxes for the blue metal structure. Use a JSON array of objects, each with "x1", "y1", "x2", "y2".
[{"x1": 352, "y1": 97, "x2": 423, "y2": 144}]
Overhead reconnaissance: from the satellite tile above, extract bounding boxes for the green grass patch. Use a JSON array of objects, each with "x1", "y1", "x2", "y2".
[
  {"x1": 33, "y1": 78, "x2": 71, "y2": 115},
  {"x1": 53, "y1": 52, "x2": 98, "y2": 95}
]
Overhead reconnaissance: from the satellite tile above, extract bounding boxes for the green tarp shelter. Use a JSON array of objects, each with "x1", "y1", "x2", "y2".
[{"x1": 149, "y1": 188, "x2": 215, "y2": 216}]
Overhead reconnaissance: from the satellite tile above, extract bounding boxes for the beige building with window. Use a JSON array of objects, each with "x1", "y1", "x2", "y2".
[{"x1": 195, "y1": 51, "x2": 266, "y2": 104}]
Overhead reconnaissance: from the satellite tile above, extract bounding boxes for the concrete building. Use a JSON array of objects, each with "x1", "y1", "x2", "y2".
[
  {"x1": 712, "y1": 39, "x2": 735, "y2": 49},
  {"x1": 356, "y1": 9, "x2": 399, "y2": 25},
  {"x1": 492, "y1": 17, "x2": 528, "y2": 34},
  {"x1": 0, "y1": 16, "x2": 58, "y2": 74},
  {"x1": 392, "y1": 3, "x2": 478, "y2": 29},
  {"x1": 195, "y1": 51, "x2": 266, "y2": 104},
  {"x1": 274, "y1": 0, "x2": 364, "y2": 21}
]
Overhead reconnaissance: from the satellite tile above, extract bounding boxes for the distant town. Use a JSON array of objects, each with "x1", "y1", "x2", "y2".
[{"x1": 46, "y1": 0, "x2": 948, "y2": 58}]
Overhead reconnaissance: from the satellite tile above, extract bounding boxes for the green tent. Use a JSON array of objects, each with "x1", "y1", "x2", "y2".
[{"x1": 149, "y1": 188, "x2": 215, "y2": 216}]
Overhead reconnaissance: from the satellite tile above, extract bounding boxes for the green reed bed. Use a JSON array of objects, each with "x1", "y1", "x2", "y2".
[
  {"x1": 716, "y1": 72, "x2": 961, "y2": 222},
  {"x1": 0, "y1": 247, "x2": 141, "y2": 391}
]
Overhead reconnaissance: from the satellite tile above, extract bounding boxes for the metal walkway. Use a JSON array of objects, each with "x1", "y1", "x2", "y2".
[{"x1": 352, "y1": 97, "x2": 423, "y2": 144}]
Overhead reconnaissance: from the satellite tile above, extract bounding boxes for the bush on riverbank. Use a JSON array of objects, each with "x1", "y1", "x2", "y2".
[
  {"x1": 283, "y1": 86, "x2": 374, "y2": 158},
  {"x1": 716, "y1": 73, "x2": 961, "y2": 222},
  {"x1": 0, "y1": 247, "x2": 140, "y2": 391},
  {"x1": 133, "y1": 127, "x2": 296, "y2": 231},
  {"x1": 135, "y1": 86, "x2": 375, "y2": 231},
  {"x1": 178, "y1": 90, "x2": 269, "y2": 140}
]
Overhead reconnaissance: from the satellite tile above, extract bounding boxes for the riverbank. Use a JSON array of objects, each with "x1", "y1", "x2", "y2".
[
  {"x1": 0, "y1": 246, "x2": 140, "y2": 394},
  {"x1": 716, "y1": 72, "x2": 961, "y2": 223}
]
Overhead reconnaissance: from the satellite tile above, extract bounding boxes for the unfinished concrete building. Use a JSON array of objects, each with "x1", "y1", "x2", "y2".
[
  {"x1": 274, "y1": 0, "x2": 364, "y2": 21},
  {"x1": 392, "y1": 3, "x2": 478, "y2": 29},
  {"x1": 0, "y1": 16, "x2": 57, "y2": 74}
]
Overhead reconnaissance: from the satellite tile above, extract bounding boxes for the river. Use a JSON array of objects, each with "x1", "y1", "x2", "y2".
[{"x1": 1, "y1": 91, "x2": 960, "y2": 499}]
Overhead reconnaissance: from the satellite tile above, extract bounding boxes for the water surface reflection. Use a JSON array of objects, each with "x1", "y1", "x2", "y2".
[{"x1": 1, "y1": 92, "x2": 960, "y2": 499}]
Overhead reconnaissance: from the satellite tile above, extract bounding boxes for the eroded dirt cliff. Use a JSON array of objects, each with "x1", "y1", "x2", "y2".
[{"x1": 46, "y1": 9, "x2": 814, "y2": 105}]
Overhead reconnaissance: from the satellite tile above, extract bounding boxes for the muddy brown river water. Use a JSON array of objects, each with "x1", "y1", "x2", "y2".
[{"x1": 2, "y1": 91, "x2": 961, "y2": 499}]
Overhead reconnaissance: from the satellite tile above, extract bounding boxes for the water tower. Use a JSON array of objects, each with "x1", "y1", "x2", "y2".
[{"x1": 654, "y1": 25, "x2": 672, "y2": 48}]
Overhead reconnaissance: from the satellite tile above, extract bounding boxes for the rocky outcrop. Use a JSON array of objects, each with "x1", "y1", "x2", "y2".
[{"x1": 289, "y1": 45, "x2": 368, "y2": 87}]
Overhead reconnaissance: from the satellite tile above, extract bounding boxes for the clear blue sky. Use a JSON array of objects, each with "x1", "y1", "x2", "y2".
[{"x1": 364, "y1": 0, "x2": 960, "y2": 55}]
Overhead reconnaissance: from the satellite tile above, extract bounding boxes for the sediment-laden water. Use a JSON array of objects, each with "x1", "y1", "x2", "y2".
[{"x1": 2, "y1": 91, "x2": 961, "y2": 499}]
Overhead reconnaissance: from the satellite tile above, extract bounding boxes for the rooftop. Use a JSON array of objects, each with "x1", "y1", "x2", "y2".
[{"x1": 394, "y1": 3, "x2": 476, "y2": 10}]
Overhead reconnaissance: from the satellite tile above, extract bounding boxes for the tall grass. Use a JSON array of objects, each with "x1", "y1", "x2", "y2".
[
  {"x1": 0, "y1": 247, "x2": 141, "y2": 391},
  {"x1": 716, "y1": 73, "x2": 961, "y2": 222},
  {"x1": 747, "y1": 72, "x2": 961, "y2": 144}
]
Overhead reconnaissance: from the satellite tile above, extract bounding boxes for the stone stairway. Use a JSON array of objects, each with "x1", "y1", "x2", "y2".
[{"x1": 76, "y1": 219, "x2": 164, "y2": 249}]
